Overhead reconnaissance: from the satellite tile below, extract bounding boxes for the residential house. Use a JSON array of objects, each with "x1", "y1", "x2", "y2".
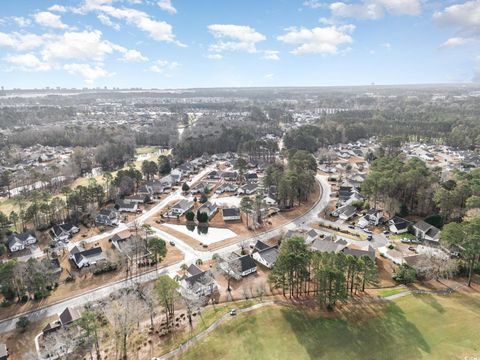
[
  {"x1": 115, "y1": 199, "x2": 138, "y2": 213},
  {"x1": 124, "y1": 194, "x2": 149, "y2": 204},
  {"x1": 191, "y1": 182, "x2": 211, "y2": 195},
  {"x1": 252, "y1": 241, "x2": 279, "y2": 269},
  {"x1": 112, "y1": 233, "x2": 150, "y2": 260},
  {"x1": 70, "y1": 246, "x2": 106, "y2": 269},
  {"x1": 215, "y1": 183, "x2": 238, "y2": 194},
  {"x1": 7, "y1": 231, "x2": 36, "y2": 252},
  {"x1": 168, "y1": 199, "x2": 194, "y2": 217},
  {"x1": 146, "y1": 180, "x2": 164, "y2": 196},
  {"x1": 343, "y1": 244, "x2": 376, "y2": 262},
  {"x1": 222, "y1": 171, "x2": 238, "y2": 182},
  {"x1": 51, "y1": 223, "x2": 79, "y2": 242},
  {"x1": 208, "y1": 170, "x2": 222, "y2": 180},
  {"x1": 237, "y1": 183, "x2": 257, "y2": 195},
  {"x1": 357, "y1": 209, "x2": 383, "y2": 228},
  {"x1": 332, "y1": 205, "x2": 357, "y2": 220},
  {"x1": 222, "y1": 207, "x2": 241, "y2": 221},
  {"x1": 310, "y1": 237, "x2": 347, "y2": 253},
  {"x1": 225, "y1": 254, "x2": 257, "y2": 277},
  {"x1": 180, "y1": 264, "x2": 218, "y2": 300},
  {"x1": 388, "y1": 216, "x2": 411, "y2": 234},
  {"x1": 59, "y1": 307, "x2": 81, "y2": 326},
  {"x1": 95, "y1": 208, "x2": 119, "y2": 227},
  {"x1": 198, "y1": 201, "x2": 218, "y2": 220},
  {"x1": 245, "y1": 172, "x2": 259, "y2": 183},
  {"x1": 413, "y1": 220, "x2": 441, "y2": 244}
]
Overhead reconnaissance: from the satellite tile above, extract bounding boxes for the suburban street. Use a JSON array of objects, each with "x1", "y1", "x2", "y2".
[{"x1": 0, "y1": 173, "x2": 332, "y2": 333}]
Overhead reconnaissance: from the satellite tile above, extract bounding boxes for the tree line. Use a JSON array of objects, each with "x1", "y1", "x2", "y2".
[{"x1": 269, "y1": 236, "x2": 378, "y2": 309}]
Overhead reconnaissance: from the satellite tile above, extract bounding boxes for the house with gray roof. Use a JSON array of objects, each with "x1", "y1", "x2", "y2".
[
  {"x1": 7, "y1": 231, "x2": 36, "y2": 252},
  {"x1": 413, "y1": 220, "x2": 441, "y2": 244}
]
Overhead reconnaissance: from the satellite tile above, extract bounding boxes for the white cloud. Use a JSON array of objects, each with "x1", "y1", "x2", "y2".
[
  {"x1": 97, "y1": 14, "x2": 120, "y2": 30},
  {"x1": 63, "y1": 63, "x2": 110, "y2": 85},
  {"x1": 208, "y1": 24, "x2": 266, "y2": 53},
  {"x1": 78, "y1": 1, "x2": 184, "y2": 45},
  {"x1": 434, "y1": 1, "x2": 480, "y2": 31},
  {"x1": 121, "y1": 49, "x2": 148, "y2": 62},
  {"x1": 34, "y1": 11, "x2": 69, "y2": 29},
  {"x1": 381, "y1": 42, "x2": 392, "y2": 49},
  {"x1": 3, "y1": 53, "x2": 51, "y2": 71},
  {"x1": 12, "y1": 17, "x2": 31, "y2": 27},
  {"x1": 278, "y1": 25, "x2": 355, "y2": 55},
  {"x1": 48, "y1": 5, "x2": 67, "y2": 12},
  {"x1": 330, "y1": 0, "x2": 421, "y2": 20},
  {"x1": 0, "y1": 32, "x2": 47, "y2": 51},
  {"x1": 262, "y1": 50, "x2": 280, "y2": 60},
  {"x1": 264, "y1": 73, "x2": 275, "y2": 79},
  {"x1": 158, "y1": 0, "x2": 177, "y2": 14},
  {"x1": 148, "y1": 59, "x2": 179, "y2": 74},
  {"x1": 303, "y1": 0, "x2": 325, "y2": 9},
  {"x1": 41, "y1": 30, "x2": 121, "y2": 63},
  {"x1": 207, "y1": 53, "x2": 223, "y2": 60},
  {"x1": 440, "y1": 37, "x2": 471, "y2": 48}
]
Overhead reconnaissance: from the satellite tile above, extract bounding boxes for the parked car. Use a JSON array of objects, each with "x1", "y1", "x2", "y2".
[
  {"x1": 367, "y1": 235, "x2": 373, "y2": 241},
  {"x1": 408, "y1": 246, "x2": 417, "y2": 252},
  {"x1": 383, "y1": 230, "x2": 390, "y2": 235},
  {"x1": 230, "y1": 309, "x2": 237, "y2": 316},
  {"x1": 169, "y1": 241, "x2": 175, "y2": 246},
  {"x1": 363, "y1": 229, "x2": 373, "y2": 234},
  {"x1": 348, "y1": 225, "x2": 355, "y2": 229}
]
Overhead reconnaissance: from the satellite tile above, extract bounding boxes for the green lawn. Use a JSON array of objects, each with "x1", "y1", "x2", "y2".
[
  {"x1": 378, "y1": 287, "x2": 407, "y2": 298},
  {"x1": 181, "y1": 293, "x2": 480, "y2": 360},
  {"x1": 390, "y1": 233, "x2": 416, "y2": 240}
]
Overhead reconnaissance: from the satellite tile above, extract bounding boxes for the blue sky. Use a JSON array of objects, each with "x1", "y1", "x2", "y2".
[{"x1": 0, "y1": 0, "x2": 479, "y2": 88}]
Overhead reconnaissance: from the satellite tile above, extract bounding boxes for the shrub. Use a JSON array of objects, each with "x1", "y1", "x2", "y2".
[
  {"x1": 16, "y1": 316, "x2": 30, "y2": 333},
  {"x1": 393, "y1": 264, "x2": 417, "y2": 284},
  {"x1": 1, "y1": 299, "x2": 11, "y2": 307},
  {"x1": 93, "y1": 261, "x2": 118, "y2": 275},
  {"x1": 19, "y1": 294, "x2": 29, "y2": 303},
  {"x1": 185, "y1": 211, "x2": 195, "y2": 222}
]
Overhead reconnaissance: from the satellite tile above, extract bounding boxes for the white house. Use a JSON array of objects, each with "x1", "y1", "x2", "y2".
[
  {"x1": 7, "y1": 231, "x2": 37, "y2": 252},
  {"x1": 388, "y1": 216, "x2": 411, "y2": 234},
  {"x1": 252, "y1": 246, "x2": 279, "y2": 269},
  {"x1": 70, "y1": 246, "x2": 106, "y2": 269}
]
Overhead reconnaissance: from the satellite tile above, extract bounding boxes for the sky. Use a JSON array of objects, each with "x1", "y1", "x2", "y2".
[{"x1": 0, "y1": 0, "x2": 479, "y2": 89}]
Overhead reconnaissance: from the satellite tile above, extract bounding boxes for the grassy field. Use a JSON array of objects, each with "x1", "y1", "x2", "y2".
[
  {"x1": 377, "y1": 287, "x2": 407, "y2": 298},
  {"x1": 181, "y1": 292, "x2": 480, "y2": 360}
]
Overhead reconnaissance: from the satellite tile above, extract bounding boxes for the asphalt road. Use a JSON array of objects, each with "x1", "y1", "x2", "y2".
[{"x1": 0, "y1": 173, "x2": 331, "y2": 333}]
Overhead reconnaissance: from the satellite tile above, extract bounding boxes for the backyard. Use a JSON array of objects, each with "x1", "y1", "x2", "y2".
[{"x1": 181, "y1": 290, "x2": 480, "y2": 360}]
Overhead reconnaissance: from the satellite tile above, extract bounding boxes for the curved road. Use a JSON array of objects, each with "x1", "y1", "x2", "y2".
[{"x1": 0, "y1": 174, "x2": 331, "y2": 333}]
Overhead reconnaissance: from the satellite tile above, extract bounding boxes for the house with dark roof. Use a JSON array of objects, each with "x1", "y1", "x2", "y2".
[
  {"x1": 222, "y1": 207, "x2": 241, "y2": 221},
  {"x1": 70, "y1": 246, "x2": 106, "y2": 269},
  {"x1": 95, "y1": 208, "x2": 119, "y2": 227},
  {"x1": 332, "y1": 205, "x2": 357, "y2": 220},
  {"x1": 180, "y1": 264, "x2": 218, "y2": 300},
  {"x1": 112, "y1": 233, "x2": 150, "y2": 260},
  {"x1": 59, "y1": 307, "x2": 81, "y2": 326},
  {"x1": 222, "y1": 171, "x2": 238, "y2": 182},
  {"x1": 7, "y1": 231, "x2": 36, "y2": 252},
  {"x1": 413, "y1": 220, "x2": 441, "y2": 244},
  {"x1": 388, "y1": 216, "x2": 411, "y2": 234},
  {"x1": 115, "y1": 199, "x2": 138, "y2": 213},
  {"x1": 51, "y1": 222, "x2": 80, "y2": 242},
  {"x1": 244, "y1": 172, "x2": 259, "y2": 183},
  {"x1": 221, "y1": 254, "x2": 257, "y2": 278},
  {"x1": 357, "y1": 209, "x2": 383, "y2": 228}
]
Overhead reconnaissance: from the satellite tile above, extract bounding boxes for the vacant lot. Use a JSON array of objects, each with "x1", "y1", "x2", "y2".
[{"x1": 181, "y1": 291, "x2": 480, "y2": 360}]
